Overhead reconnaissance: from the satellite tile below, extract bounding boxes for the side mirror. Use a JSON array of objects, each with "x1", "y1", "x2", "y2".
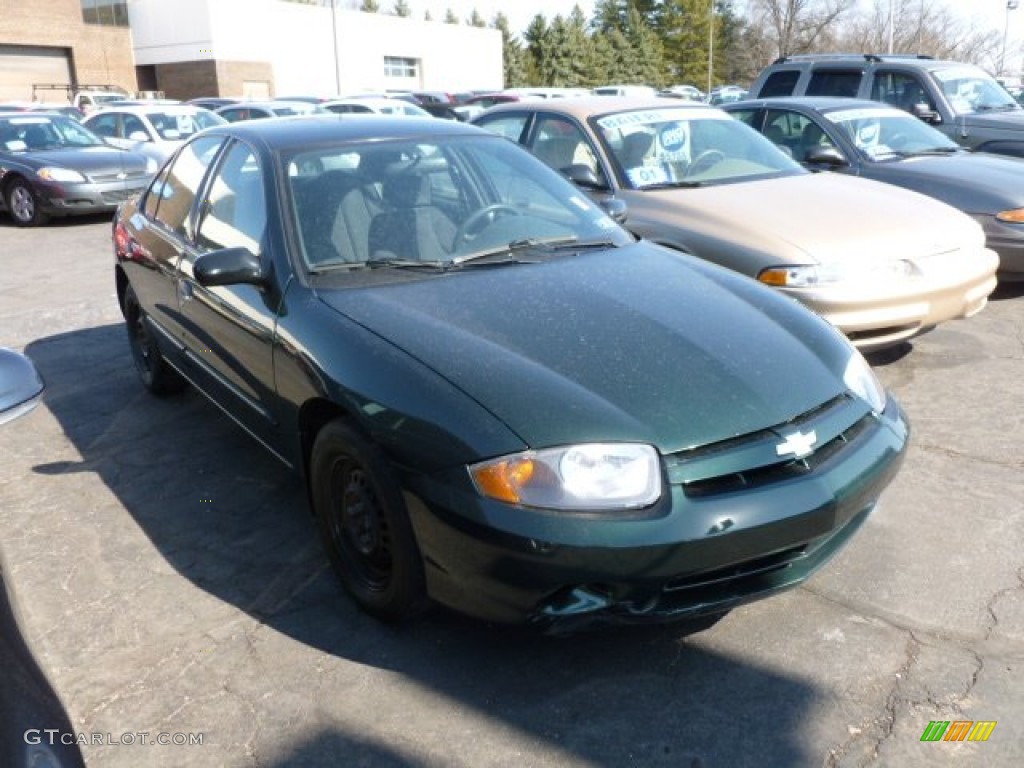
[
  {"x1": 0, "y1": 348, "x2": 44, "y2": 425},
  {"x1": 128, "y1": 130, "x2": 151, "y2": 142},
  {"x1": 804, "y1": 145, "x2": 849, "y2": 168},
  {"x1": 194, "y1": 247, "x2": 266, "y2": 287},
  {"x1": 600, "y1": 198, "x2": 628, "y2": 223},
  {"x1": 910, "y1": 103, "x2": 941, "y2": 124},
  {"x1": 563, "y1": 164, "x2": 609, "y2": 191}
]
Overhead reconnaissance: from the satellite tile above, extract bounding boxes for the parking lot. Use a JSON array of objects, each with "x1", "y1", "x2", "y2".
[{"x1": 1, "y1": 212, "x2": 1022, "y2": 767}]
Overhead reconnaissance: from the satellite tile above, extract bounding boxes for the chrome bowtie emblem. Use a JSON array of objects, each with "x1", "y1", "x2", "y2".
[{"x1": 775, "y1": 430, "x2": 817, "y2": 459}]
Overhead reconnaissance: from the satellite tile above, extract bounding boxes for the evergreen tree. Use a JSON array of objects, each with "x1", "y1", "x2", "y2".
[
  {"x1": 359, "y1": 0, "x2": 379, "y2": 11},
  {"x1": 444, "y1": 8, "x2": 459, "y2": 24},
  {"x1": 468, "y1": 9, "x2": 486, "y2": 27},
  {"x1": 392, "y1": 0, "x2": 411, "y2": 17},
  {"x1": 623, "y1": 4, "x2": 666, "y2": 86},
  {"x1": 523, "y1": 14, "x2": 549, "y2": 83},
  {"x1": 492, "y1": 13, "x2": 528, "y2": 87}
]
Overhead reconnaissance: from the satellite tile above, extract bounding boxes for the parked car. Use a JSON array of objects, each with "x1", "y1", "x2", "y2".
[
  {"x1": 472, "y1": 97, "x2": 999, "y2": 350},
  {"x1": 706, "y1": 87, "x2": 748, "y2": 105},
  {"x1": 215, "y1": 100, "x2": 325, "y2": 122},
  {"x1": 0, "y1": 348, "x2": 84, "y2": 768},
  {"x1": 594, "y1": 85, "x2": 658, "y2": 98},
  {"x1": 0, "y1": 113, "x2": 156, "y2": 226},
  {"x1": 0, "y1": 102, "x2": 84, "y2": 121},
  {"x1": 82, "y1": 104, "x2": 225, "y2": 164},
  {"x1": 725, "y1": 96, "x2": 1024, "y2": 280},
  {"x1": 660, "y1": 85, "x2": 705, "y2": 101},
  {"x1": 186, "y1": 97, "x2": 241, "y2": 111},
  {"x1": 748, "y1": 54, "x2": 1024, "y2": 157},
  {"x1": 112, "y1": 116, "x2": 908, "y2": 632},
  {"x1": 321, "y1": 97, "x2": 431, "y2": 117}
]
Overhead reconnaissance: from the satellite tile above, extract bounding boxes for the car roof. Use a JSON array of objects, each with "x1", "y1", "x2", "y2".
[
  {"x1": 197, "y1": 114, "x2": 486, "y2": 151},
  {"x1": 87, "y1": 104, "x2": 212, "y2": 116},
  {"x1": 218, "y1": 100, "x2": 316, "y2": 110},
  {"x1": 726, "y1": 96, "x2": 896, "y2": 112},
  {"x1": 479, "y1": 95, "x2": 721, "y2": 120}
]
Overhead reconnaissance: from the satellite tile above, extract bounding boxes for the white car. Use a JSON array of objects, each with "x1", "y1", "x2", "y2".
[
  {"x1": 83, "y1": 104, "x2": 225, "y2": 163},
  {"x1": 321, "y1": 97, "x2": 431, "y2": 117}
]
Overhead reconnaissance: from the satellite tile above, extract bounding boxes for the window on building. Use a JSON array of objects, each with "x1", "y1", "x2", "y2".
[
  {"x1": 81, "y1": 0, "x2": 129, "y2": 27},
  {"x1": 384, "y1": 57, "x2": 419, "y2": 79}
]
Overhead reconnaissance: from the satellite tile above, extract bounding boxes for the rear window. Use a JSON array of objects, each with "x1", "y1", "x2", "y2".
[
  {"x1": 806, "y1": 70, "x2": 863, "y2": 97},
  {"x1": 758, "y1": 70, "x2": 801, "y2": 98}
]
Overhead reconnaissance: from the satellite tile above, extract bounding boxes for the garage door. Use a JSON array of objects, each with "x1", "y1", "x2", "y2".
[{"x1": 0, "y1": 45, "x2": 72, "y2": 102}]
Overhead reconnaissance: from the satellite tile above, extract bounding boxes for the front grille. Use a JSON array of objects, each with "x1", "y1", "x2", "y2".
[
  {"x1": 101, "y1": 188, "x2": 139, "y2": 204},
  {"x1": 91, "y1": 170, "x2": 150, "y2": 183},
  {"x1": 666, "y1": 394, "x2": 875, "y2": 498},
  {"x1": 663, "y1": 544, "x2": 809, "y2": 593}
]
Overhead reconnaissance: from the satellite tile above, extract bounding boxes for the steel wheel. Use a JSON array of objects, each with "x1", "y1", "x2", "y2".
[
  {"x1": 312, "y1": 419, "x2": 427, "y2": 621},
  {"x1": 6, "y1": 179, "x2": 49, "y2": 227}
]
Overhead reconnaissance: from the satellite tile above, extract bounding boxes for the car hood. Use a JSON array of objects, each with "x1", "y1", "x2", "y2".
[
  {"x1": 862, "y1": 151, "x2": 1024, "y2": 214},
  {"x1": 620, "y1": 172, "x2": 981, "y2": 270},
  {"x1": 316, "y1": 244, "x2": 852, "y2": 453},
  {"x1": 961, "y1": 109, "x2": 1024, "y2": 132},
  {"x1": 9, "y1": 145, "x2": 150, "y2": 177}
]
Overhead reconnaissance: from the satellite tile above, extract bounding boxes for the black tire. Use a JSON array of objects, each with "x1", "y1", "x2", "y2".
[
  {"x1": 123, "y1": 284, "x2": 187, "y2": 395},
  {"x1": 6, "y1": 178, "x2": 50, "y2": 227},
  {"x1": 311, "y1": 419, "x2": 428, "y2": 621}
]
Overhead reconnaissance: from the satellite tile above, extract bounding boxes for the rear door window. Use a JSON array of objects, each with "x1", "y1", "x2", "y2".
[
  {"x1": 149, "y1": 136, "x2": 225, "y2": 238},
  {"x1": 806, "y1": 69, "x2": 863, "y2": 97}
]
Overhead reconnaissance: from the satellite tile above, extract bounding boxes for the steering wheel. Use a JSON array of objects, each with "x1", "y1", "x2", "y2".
[
  {"x1": 687, "y1": 149, "x2": 726, "y2": 176},
  {"x1": 453, "y1": 204, "x2": 520, "y2": 247}
]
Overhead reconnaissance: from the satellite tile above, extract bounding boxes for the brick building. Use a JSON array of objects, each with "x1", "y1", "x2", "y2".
[{"x1": 0, "y1": 0, "x2": 137, "y2": 102}]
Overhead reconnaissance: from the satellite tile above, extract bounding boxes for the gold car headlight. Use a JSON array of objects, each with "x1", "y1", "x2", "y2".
[
  {"x1": 758, "y1": 260, "x2": 915, "y2": 288},
  {"x1": 995, "y1": 208, "x2": 1024, "y2": 224},
  {"x1": 470, "y1": 443, "x2": 662, "y2": 510}
]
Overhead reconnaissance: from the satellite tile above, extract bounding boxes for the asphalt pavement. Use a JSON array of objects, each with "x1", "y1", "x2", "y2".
[{"x1": 0, "y1": 212, "x2": 1022, "y2": 767}]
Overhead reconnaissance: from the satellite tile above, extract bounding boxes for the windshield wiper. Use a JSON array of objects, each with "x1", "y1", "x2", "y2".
[
  {"x1": 638, "y1": 180, "x2": 705, "y2": 190},
  {"x1": 309, "y1": 257, "x2": 445, "y2": 274},
  {"x1": 451, "y1": 236, "x2": 598, "y2": 267}
]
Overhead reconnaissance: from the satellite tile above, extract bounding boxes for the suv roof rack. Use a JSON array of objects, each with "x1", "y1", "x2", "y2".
[{"x1": 770, "y1": 53, "x2": 934, "y2": 65}]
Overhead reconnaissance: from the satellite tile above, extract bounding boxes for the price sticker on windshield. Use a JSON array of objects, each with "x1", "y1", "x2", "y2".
[{"x1": 627, "y1": 165, "x2": 668, "y2": 187}]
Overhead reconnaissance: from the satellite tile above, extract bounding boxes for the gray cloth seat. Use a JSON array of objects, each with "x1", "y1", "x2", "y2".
[
  {"x1": 297, "y1": 170, "x2": 381, "y2": 265},
  {"x1": 367, "y1": 172, "x2": 455, "y2": 261}
]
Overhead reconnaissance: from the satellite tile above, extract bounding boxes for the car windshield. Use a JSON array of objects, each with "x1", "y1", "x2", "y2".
[
  {"x1": 0, "y1": 115, "x2": 104, "y2": 151},
  {"x1": 286, "y1": 134, "x2": 632, "y2": 270},
  {"x1": 146, "y1": 110, "x2": 224, "y2": 140},
  {"x1": 823, "y1": 105, "x2": 960, "y2": 159},
  {"x1": 593, "y1": 107, "x2": 803, "y2": 189},
  {"x1": 932, "y1": 65, "x2": 1019, "y2": 115}
]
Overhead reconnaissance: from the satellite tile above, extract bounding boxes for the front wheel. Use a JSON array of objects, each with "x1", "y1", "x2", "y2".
[
  {"x1": 123, "y1": 284, "x2": 186, "y2": 395},
  {"x1": 6, "y1": 178, "x2": 49, "y2": 227},
  {"x1": 311, "y1": 419, "x2": 428, "y2": 621}
]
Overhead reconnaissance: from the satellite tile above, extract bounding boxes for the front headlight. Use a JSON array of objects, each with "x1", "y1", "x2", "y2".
[
  {"x1": 36, "y1": 166, "x2": 87, "y2": 183},
  {"x1": 758, "y1": 260, "x2": 915, "y2": 288},
  {"x1": 469, "y1": 443, "x2": 663, "y2": 511},
  {"x1": 996, "y1": 208, "x2": 1024, "y2": 224},
  {"x1": 843, "y1": 349, "x2": 887, "y2": 413}
]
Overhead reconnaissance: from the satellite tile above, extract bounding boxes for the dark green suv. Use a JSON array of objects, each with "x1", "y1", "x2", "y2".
[{"x1": 748, "y1": 54, "x2": 1024, "y2": 157}]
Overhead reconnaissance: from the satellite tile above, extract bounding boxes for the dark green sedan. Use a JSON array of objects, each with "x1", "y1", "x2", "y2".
[{"x1": 112, "y1": 116, "x2": 908, "y2": 632}]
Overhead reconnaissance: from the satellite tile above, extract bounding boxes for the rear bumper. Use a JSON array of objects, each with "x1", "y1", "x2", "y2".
[{"x1": 405, "y1": 396, "x2": 909, "y2": 631}]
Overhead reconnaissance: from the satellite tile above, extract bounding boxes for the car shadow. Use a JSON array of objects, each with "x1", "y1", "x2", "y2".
[
  {"x1": 0, "y1": 211, "x2": 113, "y2": 229},
  {"x1": 23, "y1": 324, "x2": 820, "y2": 767},
  {"x1": 990, "y1": 279, "x2": 1024, "y2": 301}
]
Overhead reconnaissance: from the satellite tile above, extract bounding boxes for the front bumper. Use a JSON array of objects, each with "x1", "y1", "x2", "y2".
[
  {"x1": 978, "y1": 215, "x2": 1024, "y2": 280},
  {"x1": 405, "y1": 394, "x2": 909, "y2": 632},
  {"x1": 783, "y1": 248, "x2": 999, "y2": 351},
  {"x1": 32, "y1": 177, "x2": 148, "y2": 216}
]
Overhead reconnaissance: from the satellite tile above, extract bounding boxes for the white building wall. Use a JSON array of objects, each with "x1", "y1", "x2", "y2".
[{"x1": 128, "y1": 0, "x2": 503, "y2": 96}]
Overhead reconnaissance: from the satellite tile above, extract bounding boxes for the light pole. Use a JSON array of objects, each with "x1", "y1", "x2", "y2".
[
  {"x1": 1001, "y1": 0, "x2": 1020, "y2": 78},
  {"x1": 331, "y1": 0, "x2": 341, "y2": 95},
  {"x1": 887, "y1": 0, "x2": 894, "y2": 54}
]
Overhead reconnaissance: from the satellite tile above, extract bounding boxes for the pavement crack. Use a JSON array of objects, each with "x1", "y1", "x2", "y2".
[{"x1": 982, "y1": 565, "x2": 1024, "y2": 643}]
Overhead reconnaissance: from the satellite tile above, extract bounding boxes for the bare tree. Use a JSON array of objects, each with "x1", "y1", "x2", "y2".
[{"x1": 748, "y1": 0, "x2": 858, "y2": 58}]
